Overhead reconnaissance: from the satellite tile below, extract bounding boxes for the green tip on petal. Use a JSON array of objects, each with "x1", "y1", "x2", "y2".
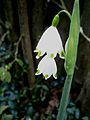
[
  {"x1": 35, "y1": 69, "x2": 40, "y2": 75},
  {"x1": 44, "y1": 74, "x2": 49, "y2": 79},
  {"x1": 50, "y1": 53, "x2": 55, "y2": 58},
  {"x1": 36, "y1": 50, "x2": 42, "y2": 59},
  {"x1": 59, "y1": 50, "x2": 65, "y2": 59},
  {"x1": 52, "y1": 14, "x2": 59, "y2": 27},
  {"x1": 34, "y1": 48, "x2": 38, "y2": 53}
]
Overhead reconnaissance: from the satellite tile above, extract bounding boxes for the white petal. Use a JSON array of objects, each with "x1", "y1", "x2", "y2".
[
  {"x1": 35, "y1": 26, "x2": 64, "y2": 58},
  {"x1": 53, "y1": 74, "x2": 57, "y2": 79},
  {"x1": 44, "y1": 26, "x2": 63, "y2": 57},
  {"x1": 36, "y1": 55, "x2": 57, "y2": 79}
]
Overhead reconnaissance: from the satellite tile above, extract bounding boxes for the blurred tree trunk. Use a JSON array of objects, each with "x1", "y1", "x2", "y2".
[
  {"x1": 31, "y1": 0, "x2": 44, "y2": 47},
  {"x1": 17, "y1": 0, "x2": 35, "y2": 88},
  {"x1": 3, "y1": 0, "x2": 13, "y2": 24},
  {"x1": 3, "y1": 0, "x2": 18, "y2": 42},
  {"x1": 74, "y1": 0, "x2": 90, "y2": 117}
]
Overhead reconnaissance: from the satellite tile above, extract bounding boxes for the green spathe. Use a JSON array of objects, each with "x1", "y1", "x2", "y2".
[
  {"x1": 64, "y1": 0, "x2": 80, "y2": 75},
  {"x1": 57, "y1": 0, "x2": 80, "y2": 120}
]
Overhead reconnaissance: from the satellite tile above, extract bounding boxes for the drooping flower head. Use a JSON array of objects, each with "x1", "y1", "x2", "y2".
[
  {"x1": 34, "y1": 26, "x2": 64, "y2": 59},
  {"x1": 35, "y1": 55, "x2": 57, "y2": 80}
]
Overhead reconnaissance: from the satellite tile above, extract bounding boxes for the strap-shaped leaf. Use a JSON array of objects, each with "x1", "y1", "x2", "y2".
[{"x1": 65, "y1": 0, "x2": 80, "y2": 75}]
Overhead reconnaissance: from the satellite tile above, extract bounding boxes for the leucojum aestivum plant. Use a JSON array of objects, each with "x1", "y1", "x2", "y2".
[{"x1": 34, "y1": 0, "x2": 80, "y2": 120}]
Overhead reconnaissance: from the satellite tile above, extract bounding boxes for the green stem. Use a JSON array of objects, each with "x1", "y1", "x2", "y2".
[
  {"x1": 57, "y1": 74, "x2": 73, "y2": 120},
  {"x1": 58, "y1": 10, "x2": 71, "y2": 20},
  {"x1": 52, "y1": 10, "x2": 71, "y2": 27}
]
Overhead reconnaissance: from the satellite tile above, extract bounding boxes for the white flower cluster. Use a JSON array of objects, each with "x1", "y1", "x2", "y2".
[{"x1": 34, "y1": 26, "x2": 64, "y2": 79}]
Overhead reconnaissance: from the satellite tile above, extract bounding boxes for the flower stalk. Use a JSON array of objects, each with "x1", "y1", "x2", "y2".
[
  {"x1": 57, "y1": 0, "x2": 80, "y2": 120},
  {"x1": 57, "y1": 75, "x2": 73, "y2": 120},
  {"x1": 57, "y1": 9, "x2": 71, "y2": 19},
  {"x1": 52, "y1": 10, "x2": 71, "y2": 27}
]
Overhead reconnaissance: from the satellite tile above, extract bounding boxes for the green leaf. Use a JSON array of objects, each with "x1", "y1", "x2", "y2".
[
  {"x1": 0, "y1": 67, "x2": 6, "y2": 81},
  {"x1": 5, "y1": 63, "x2": 12, "y2": 70},
  {"x1": 64, "y1": 0, "x2": 80, "y2": 75},
  {"x1": 0, "y1": 106, "x2": 9, "y2": 115},
  {"x1": 16, "y1": 58, "x2": 23, "y2": 67},
  {"x1": 0, "y1": 67, "x2": 11, "y2": 82},
  {"x1": 5, "y1": 71, "x2": 11, "y2": 83}
]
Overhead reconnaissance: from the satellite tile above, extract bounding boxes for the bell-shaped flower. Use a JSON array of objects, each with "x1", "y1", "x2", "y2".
[
  {"x1": 34, "y1": 26, "x2": 64, "y2": 59},
  {"x1": 35, "y1": 55, "x2": 57, "y2": 80}
]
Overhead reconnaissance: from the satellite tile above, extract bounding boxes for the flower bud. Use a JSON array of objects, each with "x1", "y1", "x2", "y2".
[{"x1": 52, "y1": 15, "x2": 59, "y2": 27}]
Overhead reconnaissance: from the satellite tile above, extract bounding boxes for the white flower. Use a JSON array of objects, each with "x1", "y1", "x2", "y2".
[
  {"x1": 34, "y1": 26, "x2": 64, "y2": 59},
  {"x1": 35, "y1": 55, "x2": 57, "y2": 80}
]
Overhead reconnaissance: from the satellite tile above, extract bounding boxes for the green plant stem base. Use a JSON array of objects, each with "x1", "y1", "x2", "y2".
[{"x1": 57, "y1": 75, "x2": 73, "y2": 120}]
